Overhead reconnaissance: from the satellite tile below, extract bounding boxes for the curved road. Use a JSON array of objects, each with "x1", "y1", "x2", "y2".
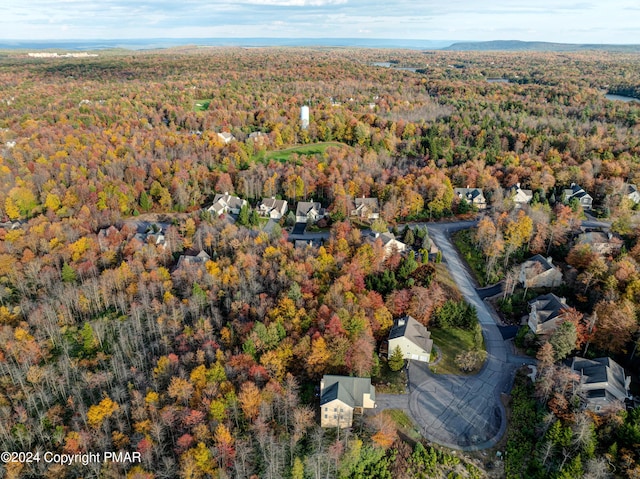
[{"x1": 376, "y1": 220, "x2": 537, "y2": 451}]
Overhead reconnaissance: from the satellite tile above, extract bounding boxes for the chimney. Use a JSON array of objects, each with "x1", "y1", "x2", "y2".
[
  {"x1": 398, "y1": 318, "x2": 406, "y2": 327},
  {"x1": 546, "y1": 256, "x2": 553, "y2": 265},
  {"x1": 516, "y1": 182, "x2": 521, "y2": 189}
]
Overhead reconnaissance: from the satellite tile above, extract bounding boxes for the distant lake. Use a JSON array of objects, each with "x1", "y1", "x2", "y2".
[
  {"x1": 605, "y1": 93, "x2": 639, "y2": 103},
  {"x1": 486, "y1": 78, "x2": 510, "y2": 83}
]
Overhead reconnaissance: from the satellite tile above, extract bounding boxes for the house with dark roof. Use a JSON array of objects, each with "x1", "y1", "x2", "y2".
[
  {"x1": 208, "y1": 193, "x2": 247, "y2": 216},
  {"x1": 258, "y1": 197, "x2": 288, "y2": 219},
  {"x1": 625, "y1": 184, "x2": 640, "y2": 204},
  {"x1": 571, "y1": 356, "x2": 631, "y2": 412},
  {"x1": 388, "y1": 315, "x2": 433, "y2": 363},
  {"x1": 295, "y1": 201, "x2": 326, "y2": 224},
  {"x1": 320, "y1": 375, "x2": 376, "y2": 428},
  {"x1": 350, "y1": 196, "x2": 380, "y2": 220},
  {"x1": 454, "y1": 187, "x2": 487, "y2": 210},
  {"x1": 563, "y1": 183, "x2": 593, "y2": 210},
  {"x1": 528, "y1": 293, "x2": 569, "y2": 334},
  {"x1": 519, "y1": 255, "x2": 563, "y2": 289}
]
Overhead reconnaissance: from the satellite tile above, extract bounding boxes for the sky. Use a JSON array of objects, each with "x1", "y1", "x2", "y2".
[{"x1": 2, "y1": 0, "x2": 639, "y2": 44}]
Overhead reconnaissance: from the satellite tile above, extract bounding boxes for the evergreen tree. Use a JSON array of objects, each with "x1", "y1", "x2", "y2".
[
  {"x1": 139, "y1": 191, "x2": 152, "y2": 211},
  {"x1": 61, "y1": 262, "x2": 77, "y2": 283},
  {"x1": 237, "y1": 203, "x2": 250, "y2": 226},
  {"x1": 389, "y1": 345, "x2": 405, "y2": 372}
]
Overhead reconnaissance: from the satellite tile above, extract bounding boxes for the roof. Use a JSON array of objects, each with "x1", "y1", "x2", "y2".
[
  {"x1": 211, "y1": 193, "x2": 246, "y2": 211},
  {"x1": 454, "y1": 187, "x2": 485, "y2": 202},
  {"x1": 259, "y1": 197, "x2": 287, "y2": 211},
  {"x1": 522, "y1": 254, "x2": 554, "y2": 273},
  {"x1": 354, "y1": 197, "x2": 379, "y2": 209},
  {"x1": 377, "y1": 232, "x2": 402, "y2": 246},
  {"x1": 571, "y1": 356, "x2": 629, "y2": 402},
  {"x1": 320, "y1": 375, "x2": 375, "y2": 408},
  {"x1": 296, "y1": 201, "x2": 323, "y2": 216},
  {"x1": 388, "y1": 315, "x2": 433, "y2": 354},
  {"x1": 564, "y1": 183, "x2": 593, "y2": 201},
  {"x1": 528, "y1": 293, "x2": 568, "y2": 324},
  {"x1": 507, "y1": 184, "x2": 533, "y2": 202},
  {"x1": 176, "y1": 250, "x2": 211, "y2": 268},
  {"x1": 577, "y1": 231, "x2": 622, "y2": 246}
]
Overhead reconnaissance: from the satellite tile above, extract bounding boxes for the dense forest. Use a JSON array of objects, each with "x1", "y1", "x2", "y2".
[{"x1": 0, "y1": 47, "x2": 639, "y2": 478}]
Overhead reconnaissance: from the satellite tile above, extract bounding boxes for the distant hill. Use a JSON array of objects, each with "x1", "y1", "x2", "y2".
[{"x1": 444, "y1": 40, "x2": 640, "y2": 53}]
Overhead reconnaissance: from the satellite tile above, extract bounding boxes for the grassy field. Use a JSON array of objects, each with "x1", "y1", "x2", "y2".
[
  {"x1": 451, "y1": 229, "x2": 499, "y2": 286},
  {"x1": 262, "y1": 141, "x2": 349, "y2": 162},
  {"x1": 193, "y1": 99, "x2": 212, "y2": 111},
  {"x1": 430, "y1": 327, "x2": 484, "y2": 375}
]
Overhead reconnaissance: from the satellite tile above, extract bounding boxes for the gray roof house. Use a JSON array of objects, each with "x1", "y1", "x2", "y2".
[
  {"x1": 528, "y1": 293, "x2": 569, "y2": 335},
  {"x1": 388, "y1": 315, "x2": 433, "y2": 363},
  {"x1": 295, "y1": 201, "x2": 326, "y2": 224},
  {"x1": 454, "y1": 187, "x2": 487, "y2": 209},
  {"x1": 320, "y1": 375, "x2": 376, "y2": 428},
  {"x1": 208, "y1": 193, "x2": 248, "y2": 216},
  {"x1": 350, "y1": 197, "x2": 380, "y2": 220},
  {"x1": 625, "y1": 184, "x2": 640, "y2": 204},
  {"x1": 576, "y1": 231, "x2": 623, "y2": 256},
  {"x1": 368, "y1": 232, "x2": 407, "y2": 258},
  {"x1": 258, "y1": 197, "x2": 288, "y2": 219},
  {"x1": 519, "y1": 254, "x2": 563, "y2": 289},
  {"x1": 507, "y1": 183, "x2": 533, "y2": 208},
  {"x1": 563, "y1": 183, "x2": 593, "y2": 210},
  {"x1": 571, "y1": 356, "x2": 631, "y2": 412},
  {"x1": 176, "y1": 250, "x2": 211, "y2": 269}
]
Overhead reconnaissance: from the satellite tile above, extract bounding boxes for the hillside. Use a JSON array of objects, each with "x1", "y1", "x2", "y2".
[{"x1": 444, "y1": 39, "x2": 640, "y2": 52}]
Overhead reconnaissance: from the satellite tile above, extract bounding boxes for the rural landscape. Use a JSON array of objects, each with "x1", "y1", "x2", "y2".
[{"x1": 0, "y1": 45, "x2": 640, "y2": 478}]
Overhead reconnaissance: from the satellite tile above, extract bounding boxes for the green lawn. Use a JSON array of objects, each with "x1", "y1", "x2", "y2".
[
  {"x1": 193, "y1": 99, "x2": 212, "y2": 111},
  {"x1": 430, "y1": 327, "x2": 485, "y2": 375},
  {"x1": 263, "y1": 141, "x2": 349, "y2": 163}
]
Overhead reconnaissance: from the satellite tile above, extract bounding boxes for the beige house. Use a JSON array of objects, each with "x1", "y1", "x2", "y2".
[
  {"x1": 454, "y1": 187, "x2": 487, "y2": 209},
  {"x1": 176, "y1": 250, "x2": 211, "y2": 269},
  {"x1": 320, "y1": 375, "x2": 375, "y2": 428},
  {"x1": 576, "y1": 231, "x2": 623, "y2": 256},
  {"x1": 625, "y1": 184, "x2": 640, "y2": 204},
  {"x1": 371, "y1": 232, "x2": 406, "y2": 258},
  {"x1": 388, "y1": 315, "x2": 433, "y2": 363},
  {"x1": 208, "y1": 193, "x2": 247, "y2": 216},
  {"x1": 528, "y1": 293, "x2": 569, "y2": 335},
  {"x1": 350, "y1": 197, "x2": 380, "y2": 220},
  {"x1": 506, "y1": 183, "x2": 533, "y2": 208},
  {"x1": 571, "y1": 357, "x2": 631, "y2": 413},
  {"x1": 519, "y1": 255, "x2": 563, "y2": 289}
]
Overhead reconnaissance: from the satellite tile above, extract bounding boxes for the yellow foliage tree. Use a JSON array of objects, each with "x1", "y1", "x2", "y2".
[{"x1": 87, "y1": 397, "x2": 119, "y2": 428}]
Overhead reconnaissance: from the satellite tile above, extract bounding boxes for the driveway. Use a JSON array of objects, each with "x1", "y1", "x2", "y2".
[{"x1": 381, "y1": 222, "x2": 532, "y2": 451}]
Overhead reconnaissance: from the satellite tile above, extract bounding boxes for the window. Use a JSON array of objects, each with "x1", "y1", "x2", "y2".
[
  {"x1": 334, "y1": 407, "x2": 337, "y2": 412},
  {"x1": 324, "y1": 407, "x2": 328, "y2": 411},
  {"x1": 324, "y1": 414, "x2": 327, "y2": 418}
]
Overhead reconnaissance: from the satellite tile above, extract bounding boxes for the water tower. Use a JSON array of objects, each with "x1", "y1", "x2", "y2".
[{"x1": 300, "y1": 105, "x2": 309, "y2": 129}]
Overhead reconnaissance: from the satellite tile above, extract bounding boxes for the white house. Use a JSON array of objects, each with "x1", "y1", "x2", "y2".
[
  {"x1": 258, "y1": 197, "x2": 288, "y2": 219},
  {"x1": 217, "y1": 132, "x2": 235, "y2": 144},
  {"x1": 563, "y1": 183, "x2": 593, "y2": 210},
  {"x1": 507, "y1": 183, "x2": 533, "y2": 208},
  {"x1": 295, "y1": 202, "x2": 326, "y2": 224},
  {"x1": 625, "y1": 184, "x2": 640, "y2": 204},
  {"x1": 320, "y1": 375, "x2": 375, "y2": 428},
  {"x1": 208, "y1": 193, "x2": 247, "y2": 216},
  {"x1": 388, "y1": 315, "x2": 433, "y2": 363},
  {"x1": 375, "y1": 232, "x2": 406, "y2": 258},
  {"x1": 176, "y1": 250, "x2": 211, "y2": 269}
]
